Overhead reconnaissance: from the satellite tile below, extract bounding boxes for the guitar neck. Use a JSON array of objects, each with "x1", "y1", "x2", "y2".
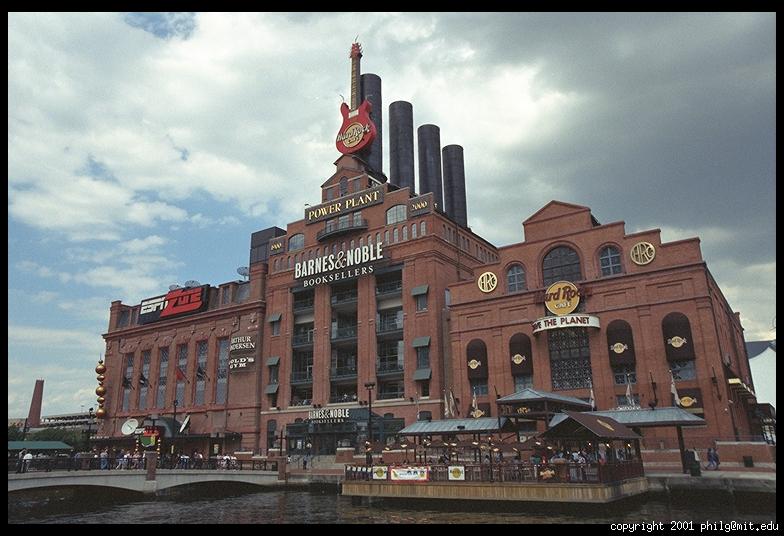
[{"x1": 350, "y1": 51, "x2": 361, "y2": 110}]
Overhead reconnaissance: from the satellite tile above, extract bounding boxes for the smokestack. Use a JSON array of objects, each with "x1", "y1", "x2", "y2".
[
  {"x1": 442, "y1": 144, "x2": 468, "y2": 227},
  {"x1": 417, "y1": 124, "x2": 443, "y2": 209},
  {"x1": 389, "y1": 101, "x2": 415, "y2": 191},
  {"x1": 26, "y1": 378, "x2": 44, "y2": 428},
  {"x1": 360, "y1": 73, "x2": 383, "y2": 174}
]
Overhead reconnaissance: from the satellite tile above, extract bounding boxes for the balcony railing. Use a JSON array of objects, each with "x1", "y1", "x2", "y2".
[
  {"x1": 376, "y1": 319, "x2": 403, "y2": 334},
  {"x1": 290, "y1": 370, "x2": 313, "y2": 384},
  {"x1": 329, "y1": 393, "x2": 359, "y2": 404},
  {"x1": 292, "y1": 332, "x2": 314, "y2": 346},
  {"x1": 375, "y1": 280, "x2": 402, "y2": 295},
  {"x1": 330, "y1": 367, "x2": 358, "y2": 380},
  {"x1": 331, "y1": 290, "x2": 358, "y2": 306},
  {"x1": 293, "y1": 298, "x2": 314, "y2": 311},
  {"x1": 331, "y1": 326, "x2": 358, "y2": 340},
  {"x1": 376, "y1": 359, "x2": 404, "y2": 375},
  {"x1": 316, "y1": 218, "x2": 369, "y2": 241}
]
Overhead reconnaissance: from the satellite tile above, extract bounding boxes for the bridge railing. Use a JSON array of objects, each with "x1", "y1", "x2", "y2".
[{"x1": 10, "y1": 455, "x2": 278, "y2": 473}]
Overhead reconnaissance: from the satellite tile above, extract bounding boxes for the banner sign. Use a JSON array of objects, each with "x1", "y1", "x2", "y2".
[
  {"x1": 390, "y1": 466, "x2": 429, "y2": 482},
  {"x1": 447, "y1": 465, "x2": 465, "y2": 481},
  {"x1": 372, "y1": 466, "x2": 389, "y2": 480},
  {"x1": 139, "y1": 285, "x2": 209, "y2": 325},
  {"x1": 532, "y1": 314, "x2": 600, "y2": 334},
  {"x1": 305, "y1": 186, "x2": 384, "y2": 224}
]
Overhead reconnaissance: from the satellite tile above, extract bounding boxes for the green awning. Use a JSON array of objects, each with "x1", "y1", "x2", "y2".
[
  {"x1": 412, "y1": 336, "x2": 431, "y2": 348},
  {"x1": 411, "y1": 285, "x2": 429, "y2": 296},
  {"x1": 266, "y1": 356, "x2": 280, "y2": 366},
  {"x1": 413, "y1": 368, "x2": 432, "y2": 381},
  {"x1": 264, "y1": 384, "x2": 279, "y2": 394},
  {"x1": 267, "y1": 312, "x2": 282, "y2": 322}
]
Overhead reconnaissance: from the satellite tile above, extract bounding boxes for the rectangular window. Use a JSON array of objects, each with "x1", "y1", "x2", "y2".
[
  {"x1": 420, "y1": 381, "x2": 430, "y2": 398},
  {"x1": 416, "y1": 294, "x2": 428, "y2": 312},
  {"x1": 469, "y1": 378, "x2": 489, "y2": 395},
  {"x1": 269, "y1": 364, "x2": 279, "y2": 384},
  {"x1": 549, "y1": 328, "x2": 593, "y2": 390},
  {"x1": 157, "y1": 347, "x2": 169, "y2": 409},
  {"x1": 378, "y1": 380, "x2": 405, "y2": 400},
  {"x1": 416, "y1": 346, "x2": 430, "y2": 369},
  {"x1": 175, "y1": 344, "x2": 188, "y2": 407},
  {"x1": 612, "y1": 365, "x2": 637, "y2": 385},
  {"x1": 671, "y1": 360, "x2": 696, "y2": 381},
  {"x1": 216, "y1": 338, "x2": 229, "y2": 404},
  {"x1": 271, "y1": 320, "x2": 280, "y2": 336},
  {"x1": 514, "y1": 374, "x2": 533, "y2": 392},
  {"x1": 616, "y1": 394, "x2": 641, "y2": 406},
  {"x1": 122, "y1": 352, "x2": 134, "y2": 411}
]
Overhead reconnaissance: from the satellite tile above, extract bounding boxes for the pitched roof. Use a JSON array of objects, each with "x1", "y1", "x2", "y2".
[
  {"x1": 522, "y1": 200, "x2": 592, "y2": 224},
  {"x1": 542, "y1": 411, "x2": 640, "y2": 440},
  {"x1": 548, "y1": 406, "x2": 705, "y2": 428},
  {"x1": 399, "y1": 417, "x2": 510, "y2": 436},
  {"x1": 8, "y1": 440, "x2": 73, "y2": 451},
  {"x1": 497, "y1": 388, "x2": 592, "y2": 407}
]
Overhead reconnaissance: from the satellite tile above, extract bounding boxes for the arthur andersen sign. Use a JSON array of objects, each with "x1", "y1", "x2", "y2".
[
  {"x1": 305, "y1": 186, "x2": 384, "y2": 224},
  {"x1": 229, "y1": 335, "x2": 256, "y2": 355},
  {"x1": 532, "y1": 314, "x2": 601, "y2": 334},
  {"x1": 296, "y1": 242, "x2": 383, "y2": 287}
]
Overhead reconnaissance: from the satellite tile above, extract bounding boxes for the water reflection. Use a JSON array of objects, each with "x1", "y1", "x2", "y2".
[{"x1": 8, "y1": 485, "x2": 776, "y2": 524}]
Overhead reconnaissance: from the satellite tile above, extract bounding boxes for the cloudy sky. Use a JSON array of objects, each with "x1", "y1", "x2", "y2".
[{"x1": 8, "y1": 13, "x2": 776, "y2": 417}]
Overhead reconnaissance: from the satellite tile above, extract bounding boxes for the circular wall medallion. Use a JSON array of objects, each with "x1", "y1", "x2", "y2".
[
  {"x1": 544, "y1": 281, "x2": 580, "y2": 315},
  {"x1": 667, "y1": 336, "x2": 687, "y2": 348},
  {"x1": 630, "y1": 242, "x2": 656, "y2": 265},
  {"x1": 610, "y1": 343, "x2": 628, "y2": 354},
  {"x1": 477, "y1": 271, "x2": 498, "y2": 293}
]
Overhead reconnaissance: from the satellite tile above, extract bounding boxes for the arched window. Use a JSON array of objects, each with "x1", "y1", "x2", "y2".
[
  {"x1": 506, "y1": 264, "x2": 526, "y2": 293},
  {"x1": 542, "y1": 246, "x2": 582, "y2": 286},
  {"x1": 599, "y1": 245, "x2": 623, "y2": 276},
  {"x1": 386, "y1": 204, "x2": 407, "y2": 225},
  {"x1": 509, "y1": 333, "x2": 533, "y2": 391},
  {"x1": 662, "y1": 312, "x2": 696, "y2": 381},
  {"x1": 420, "y1": 221, "x2": 426, "y2": 235},
  {"x1": 273, "y1": 258, "x2": 279, "y2": 272},
  {"x1": 466, "y1": 339, "x2": 489, "y2": 395},
  {"x1": 288, "y1": 233, "x2": 304, "y2": 251},
  {"x1": 411, "y1": 223, "x2": 417, "y2": 239},
  {"x1": 607, "y1": 320, "x2": 636, "y2": 385}
]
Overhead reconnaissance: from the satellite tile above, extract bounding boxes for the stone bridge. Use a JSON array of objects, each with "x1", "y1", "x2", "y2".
[{"x1": 8, "y1": 469, "x2": 284, "y2": 494}]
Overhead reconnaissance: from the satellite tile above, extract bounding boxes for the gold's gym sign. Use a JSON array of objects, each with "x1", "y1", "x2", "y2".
[{"x1": 544, "y1": 281, "x2": 580, "y2": 315}]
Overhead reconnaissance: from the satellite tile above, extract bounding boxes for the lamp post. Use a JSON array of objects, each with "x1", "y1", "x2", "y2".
[
  {"x1": 85, "y1": 408, "x2": 94, "y2": 451},
  {"x1": 364, "y1": 381, "x2": 375, "y2": 466},
  {"x1": 172, "y1": 399, "x2": 178, "y2": 467}
]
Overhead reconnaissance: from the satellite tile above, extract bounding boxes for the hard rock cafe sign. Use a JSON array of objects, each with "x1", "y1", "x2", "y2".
[
  {"x1": 477, "y1": 272, "x2": 498, "y2": 293},
  {"x1": 335, "y1": 42, "x2": 377, "y2": 155},
  {"x1": 544, "y1": 281, "x2": 580, "y2": 315}
]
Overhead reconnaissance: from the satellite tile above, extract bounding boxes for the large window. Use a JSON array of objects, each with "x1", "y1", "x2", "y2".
[
  {"x1": 195, "y1": 340, "x2": 208, "y2": 405},
  {"x1": 386, "y1": 204, "x2": 407, "y2": 225},
  {"x1": 549, "y1": 328, "x2": 592, "y2": 390},
  {"x1": 122, "y1": 353, "x2": 134, "y2": 411},
  {"x1": 506, "y1": 264, "x2": 526, "y2": 293},
  {"x1": 670, "y1": 360, "x2": 696, "y2": 381},
  {"x1": 288, "y1": 233, "x2": 304, "y2": 251},
  {"x1": 139, "y1": 350, "x2": 151, "y2": 410},
  {"x1": 175, "y1": 344, "x2": 188, "y2": 407},
  {"x1": 542, "y1": 246, "x2": 582, "y2": 286},
  {"x1": 216, "y1": 338, "x2": 229, "y2": 404},
  {"x1": 156, "y1": 347, "x2": 168, "y2": 409},
  {"x1": 599, "y1": 245, "x2": 623, "y2": 276}
]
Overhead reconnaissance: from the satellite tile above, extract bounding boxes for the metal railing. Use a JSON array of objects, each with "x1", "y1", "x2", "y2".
[
  {"x1": 292, "y1": 332, "x2": 314, "y2": 346},
  {"x1": 330, "y1": 367, "x2": 358, "y2": 380},
  {"x1": 291, "y1": 370, "x2": 313, "y2": 383},
  {"x1": 375, "y1": 280, "x2": 402, "y2": 295},
  {"x1": 331, "y1": 326, "x2": 358, "y2": 340},
  {"x1": 10, "y1": 456, "x2": 279, "y2": 473},
  {"x1": 317, "y1": 218, "x2": 369, "y2": 241},
  {"x1": 331, "y1": 290, "x2": 358, "y2": 305},
  {"x1": 376, "y1": 319, "x2": 403, "y2": 334}
]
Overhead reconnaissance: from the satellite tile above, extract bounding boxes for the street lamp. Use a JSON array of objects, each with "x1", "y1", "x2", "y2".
[
  {"x1": 84, "y1": 408, "x2": 94, "y2": 451},
  {"x1": 364, "y1": 382, "x2": 375, "y2": 465},
  {"x1": 172, "y1": 399, "x2": 178, "y2": 466}
]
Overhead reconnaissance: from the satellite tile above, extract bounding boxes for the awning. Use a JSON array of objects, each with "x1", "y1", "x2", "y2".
[
  {"x1": 266, "y1": 356, "x2": 280, "y2": 366},
  {"x1": 412, "y1": 336, "x2": 431, "y2": 348},
  {"x1": 411, "y1": 285, "x2": 429, "y2": 296},
  {"x1": 542, "y1": 411, "x2": 640, "y2": 440},
  {"x1": 413, "y1": 368, "x2": 432, "y2": 381},
  {"x1": 264, "y1": 384, "x2": 280, "y2": 394},
  {"x1": 267, "y1": 312, "x2": 282, "y2": 323}
]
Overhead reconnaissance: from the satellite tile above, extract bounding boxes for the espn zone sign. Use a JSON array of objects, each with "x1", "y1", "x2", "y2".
[{"x1": 139, "y1": 285, "x2": 210, "y2": 324}]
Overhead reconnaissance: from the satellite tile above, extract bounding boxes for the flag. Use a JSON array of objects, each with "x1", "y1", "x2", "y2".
[
  {"x1": 196, "y1": 365, "x2": 208, "y2": 381},
  {"x1": 122, "y1": 376, "x2": 133, "y2": 389},
  {"x1": 625, "y1": 374, "x2": 634, "y2": 406},
  {"x1": 138, "y1": 373, "x2": 148, "y2": 387},
  {"x1": 589, "y1": 383, "x2": 596, "y2": 411},
  {"x1": 176, "y1": 367, "x2": 187, "y2": 383},
  {"x1": 443, "y1": 389, "x2": 451, "y2": 418},
  {"x1": 670, "y1": 370, "x2": 682, "y2": 406},
  {"x1": 449, "y1": 389, "x2": 459, "y2": 417}
]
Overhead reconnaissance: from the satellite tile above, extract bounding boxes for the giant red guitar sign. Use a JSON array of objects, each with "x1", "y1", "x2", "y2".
[{"x1": 335, "y1": 42, "x2": 377, "y2": 155}]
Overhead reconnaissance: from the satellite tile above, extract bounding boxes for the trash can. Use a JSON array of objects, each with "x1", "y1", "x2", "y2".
[{"x1": 690, "y1": 462, "x2": 702, "y2": 476}]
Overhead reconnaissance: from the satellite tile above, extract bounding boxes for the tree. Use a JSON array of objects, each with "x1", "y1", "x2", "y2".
[{"x1": 8, "y1": 424, "x2": 23, "y2": 441}]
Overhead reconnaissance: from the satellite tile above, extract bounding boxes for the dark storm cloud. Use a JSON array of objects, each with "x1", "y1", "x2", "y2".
[{"x1": 427, "y1": 13, "x2": 775, "y2": 266}]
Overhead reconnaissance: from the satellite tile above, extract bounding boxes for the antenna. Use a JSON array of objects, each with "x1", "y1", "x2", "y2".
[
  {"x1": 121, "y1": 418, "x2": 139, "y2": 436},
  {"x1": 183, "y1": 280, "x2": 201, "y2": 288},
  {"x1": 236, "y1": 267, "x2": 249, "y2": 281},
  {"x1": 169, "y1": 284, "x2": 182, "y2": 291}
]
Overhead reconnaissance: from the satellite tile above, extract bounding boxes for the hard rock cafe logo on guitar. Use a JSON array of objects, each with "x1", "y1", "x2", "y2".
[{"x1": 335, "y1": 42, "x2": 377, "y2": 155}]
